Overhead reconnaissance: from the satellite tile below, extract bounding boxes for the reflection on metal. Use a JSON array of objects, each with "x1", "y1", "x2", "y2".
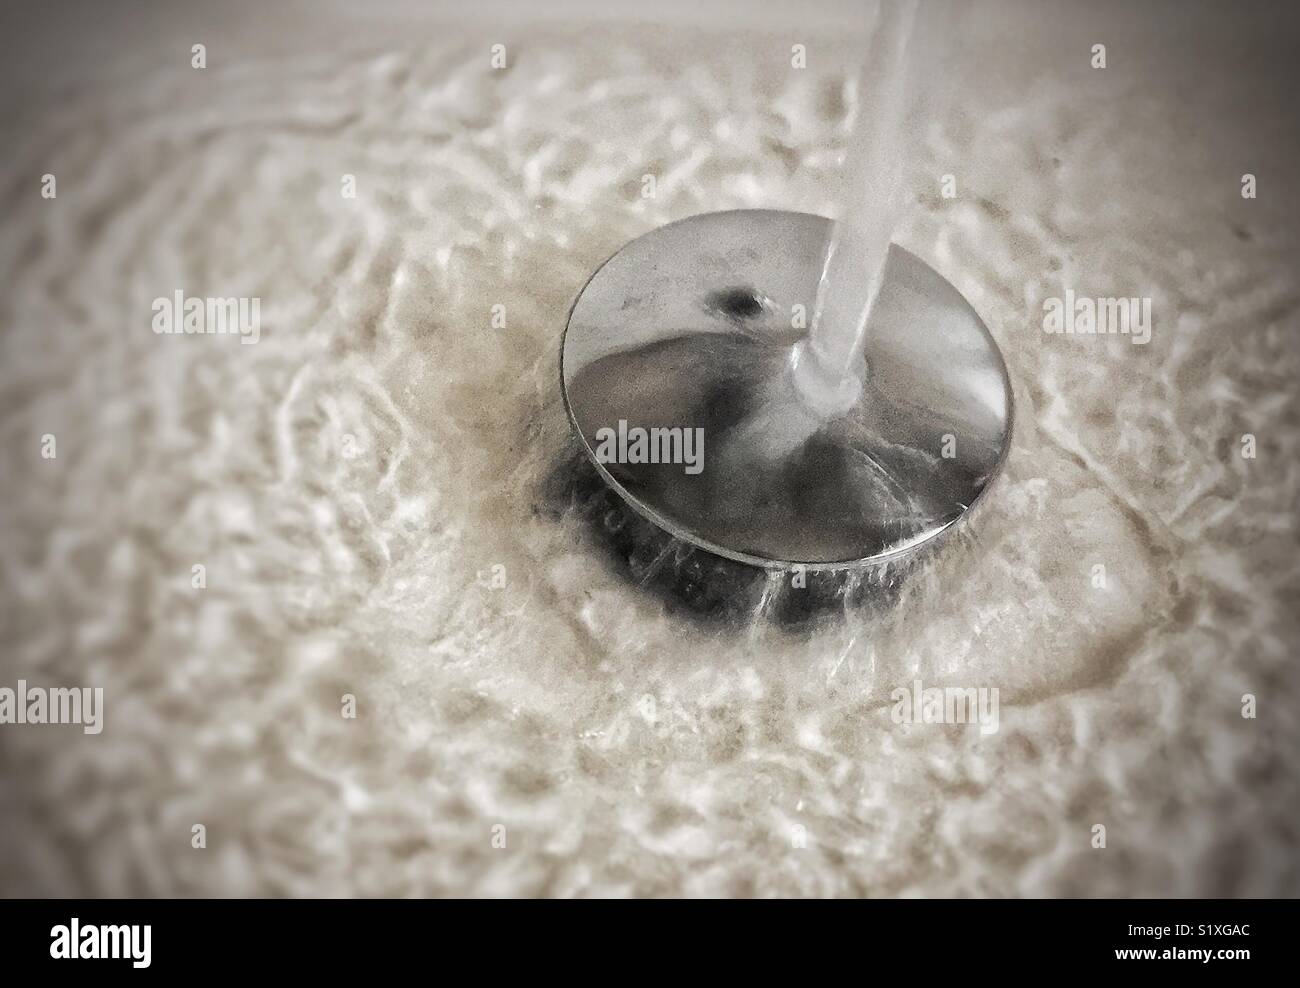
[{"x1": 561, "y1": 210, "x2": 1013, "y2": 569}]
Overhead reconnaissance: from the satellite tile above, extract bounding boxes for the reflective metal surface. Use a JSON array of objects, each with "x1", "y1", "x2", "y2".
[{"x1": 561, "y1": 209, "x2": 1013, "y2": 569}]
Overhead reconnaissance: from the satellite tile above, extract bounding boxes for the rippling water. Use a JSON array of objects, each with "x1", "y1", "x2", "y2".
[{"x1": 1, "y1": 2, "x2": 1297, "y2": 896}]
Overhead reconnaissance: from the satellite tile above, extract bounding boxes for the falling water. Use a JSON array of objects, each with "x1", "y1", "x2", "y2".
[
  {"x1": 789, "y1": 0, "x2": 921, "y2": 416},
  {"x1": 729, "y1": 0, "x2": 921, "y2": 466}
]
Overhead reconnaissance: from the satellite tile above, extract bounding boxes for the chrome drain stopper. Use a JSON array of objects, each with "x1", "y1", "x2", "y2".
[{"x1": 561, "y1": 209, "x2": 1013, "y2": 570}]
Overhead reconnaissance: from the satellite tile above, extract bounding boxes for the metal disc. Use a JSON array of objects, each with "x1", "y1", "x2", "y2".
[{"x1": 561, "y1": 209, "x2": 1013, "y2": 570}]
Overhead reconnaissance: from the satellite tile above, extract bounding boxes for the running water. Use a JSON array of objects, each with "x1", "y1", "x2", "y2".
[
  {"x1": 793, "y1": 0, "x2": 920, "y2": 411},
  {"x1": 727, "y1": 0, "x2": 921, "y2": 464}
]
